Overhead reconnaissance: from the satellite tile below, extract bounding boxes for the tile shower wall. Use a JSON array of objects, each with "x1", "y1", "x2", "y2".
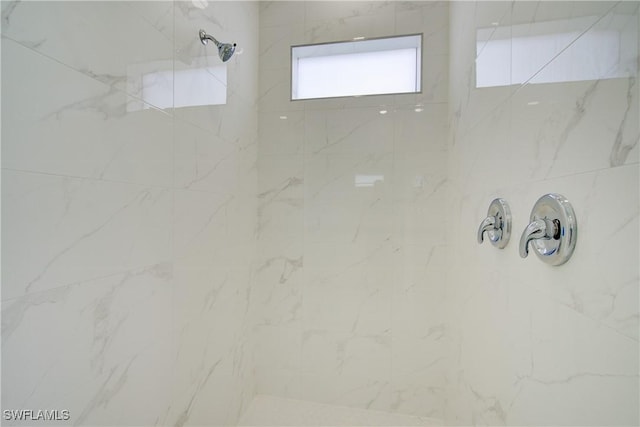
[
  {"x1": 255, "y1": 1, "x2": 449, "y2": 419},
  {"x1": 2, "y1": 1, "x2": 258, "y2": 425},
  {"x1": 446, "y1": 1, "x2": 639, "y2": 425}
]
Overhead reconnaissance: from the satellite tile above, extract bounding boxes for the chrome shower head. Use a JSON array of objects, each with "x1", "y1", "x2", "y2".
[
  {"x1": 199, "y1": 29, "x2": 236, "y2": 62},
  {"x1": 217, "y1": 42, "x2": 236, "y2": 62}
]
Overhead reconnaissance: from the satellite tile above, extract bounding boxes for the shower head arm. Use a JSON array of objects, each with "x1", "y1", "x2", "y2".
[{"x1": 199, "y1": 29, "x2": 220, "y2": 47}]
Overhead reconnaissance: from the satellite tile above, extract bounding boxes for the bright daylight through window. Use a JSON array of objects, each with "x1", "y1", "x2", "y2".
[
  {"x1": 291, "y1": 34, "x2": 422, "y2": 100},
  {"x1": 475, "y1": 14, "x2": 637, "y2": 88}
]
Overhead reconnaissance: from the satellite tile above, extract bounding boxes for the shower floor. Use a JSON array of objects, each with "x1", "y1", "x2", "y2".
[{"x1": 238, "y1": 395, "x2": 443, "y2": 426}]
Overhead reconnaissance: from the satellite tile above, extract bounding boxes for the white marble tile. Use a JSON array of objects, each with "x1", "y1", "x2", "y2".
[
  {"x1": 304, "y1": 2, "x2": 395, "y2": 44},
  {"x1": 455, "y1": 89, "x2": 514, "y2": 149},
  {"x1": 173, "y1": 189, "x2": 254, "y2": 270},
  {"x1": 253, "y1": 252, "x2": 303, "y2": 327},
  {"x1": 506, "y1": 294, "x2": 638, "y2": 426},
  {"x1": 510, "y1": 1, "x2": 613, "y2": 26},
  {"x1": 2, "y1": 170, "x2": 172, "y2": 300},
  {"x1": 253, "y1": 324, "x2": 302, "y2": 372},
  {"x1": 257, "y1": 155, "x2": 304, "y2": 236},
  {"x1": 172, "y1": 259, "x2": 251, "y2": 333},
  {"x1": 259, "y1": 2, "x2": 306, "y2": 29},
  {"x1": 165, "y1": 5, "x2": 259, "y2": 424},
  {"x1": 448, "y1": 2, "x2": 482, "y2": 138},
  {"x1": 394, "y1": 198, "x2": 448, "y2": 249},
  {"x1": 259, "y1": 66, "x2": 302, "y2": 113},
  {"x1": 418, "y1": 54, "x2": 450, "y2": 105},
  {"x1": 454, "y1": 100, "x2": 513, "y2": 194},
  {"x1": 299, "y1": 373, "x2": 392, "y2": 413},
  {"x1": 514, "y1": 165, "x2": 638, "y2": 341},
  {"x1": 393, "y1": 151, "x2": 448, "y2": 202},
  {"x1": 390, "y1": 334, "x2": 448, "y2": 419},
  {"x1": 254, "y1": 369, "x2": 302, "y2": 400},
  {"x1": 473, "y1": 0, "x2": 513, "y2": 29},
  {"x1": 172, "y1": 100, "x2": 258, "y2": 153},
  {"x1": 389, "y1": 382, "x2": 445, "y2": 421},
  {"x1": 305, "y1": 197, "x2": 395, "y2": 244},
  {"x1": 254, "y1": 2, "x2": 452, "y2": 412},
  {"x1": 304, "y1": 13, "x2": 395, "y2": 46},
  {"x1": 2, "y1": 38, "x2": 173, "y2": 188},
  {"x1": 392, "y1": 268, "x2": 447, "y2": 333},
  {"x1": 259, "y1": 23, "x2": 305, "y2": 71},
  {"x1": 259, "y1": 111, "x2": 305, "y2": 156},
  {"x1": 510, "y1": 77, "x2": 638, "y2": 181},
  {"x1": 1, "y1": 1, "x2": 174, "y2": 107},
  {"x1": 303, "y1": 332, "x2": 389, "y2": 377},
  {"x1": 303, "y1": 251, "x2": 396, "y2": 300},
  {"x1": 304, "y1": 2, "x2": 394, "y2": 27},
  {"x1": 395, "y1": 2, "x2": 448, "y2": 52},
  {"x1": 173, "y1": 120, "x2": 241, "y2": 194},
  {"x1": 304, "y1": 153, "x2": 394, "y2": 204},
  {"x1": 239, "y1": 395, "x2": 442, "y2": 426},
  {"x1": 303, "y1": 217, "x2": 396, "y2": 297},
  {"x1": 167, "y1": 258, "x2": 253, "y2": 426},
  {"x1": 166, "y1": 372, "x2": 247, "y2": 427},
  {"x1": 1, "y1": 264, "x2": 173, "y2": 426},
  {"x1": 393, "y1": 105, "x2": 448, "y2": 154},
  {"x1": 299, "y1": 93, "x2": 398, "y2": 112},
  {"x1": 300, "y1": 330, "x2": 391, "y2": 385},
  {"x1": 507, "y1": 2, "x2": 639, "y2": 178},
  {"x1": 303, "y1": 286, "x2": 392, "y2": 337},
  {"x1": 174, "y1": 164, "x2": 257, "y2": 267},
  {"x1": 447, "y1": 2, "x2": 639, "y2": 425},
  {"x1": 449, "y1": 2, "x2": 516, "y2": 134},
  {"x1": 451, "y1": 278, "x2": 638, "y2": 426},
  {"x1": 3, "y1": 2, "x2": 259, "y2": 427},
  {"x1": 127, "y1": 1, "x2": 174, "y2": 41}
]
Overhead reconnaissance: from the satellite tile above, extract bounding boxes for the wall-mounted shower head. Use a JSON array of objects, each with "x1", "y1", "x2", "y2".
[{"x1": 199, "y1": 29, "x2": 236, "y2": 62}]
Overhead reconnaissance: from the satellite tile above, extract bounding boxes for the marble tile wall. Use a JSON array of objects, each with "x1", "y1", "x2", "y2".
[
  {"x1": 255, "y1": 1, "x2": 449, "y2": 420},
  {"x1": 446, "y1": 1, "x2": 639, "y2": 425},
  {"x1": 4, "y1": 1, "x2": 637, "y2": 426},
  {"x1": 1, "y1": 1, "x2": 258, "y2": 426}
]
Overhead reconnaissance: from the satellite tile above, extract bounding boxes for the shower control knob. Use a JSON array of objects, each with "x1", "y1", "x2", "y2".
[
  {"x1": 477, "y1": 198, "x2": 511, "y2": 249},
  {"x1": 519, "y1": 193, "x2": 577, "y2": 266}
]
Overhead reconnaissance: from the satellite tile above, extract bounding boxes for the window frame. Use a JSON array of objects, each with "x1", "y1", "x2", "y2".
[{"x1": 290, "y1": 33, "x2": 424, "y2": 101}]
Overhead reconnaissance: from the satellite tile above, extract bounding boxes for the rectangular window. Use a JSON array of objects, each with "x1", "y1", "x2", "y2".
[
  {"x1": 291, "y1": 34, "x2": 422, "y2": 100},
  {"x1": 475, "y1": 13, "x2": 637, "y2": 88}
]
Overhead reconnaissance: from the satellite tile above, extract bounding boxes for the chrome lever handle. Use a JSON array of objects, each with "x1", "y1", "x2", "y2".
[
  {"x1": 477, "y1": 198, "x2": 511, "y2": 249},
  {"x1": 477, "y1": 216, "x2": 496, "y2": 244},
  {"x1": 519, "y1": 218, "x2": 552, "y2": 258},
  {"x1": 519, "y1": 194, "x2": 577, "y2": 266}
]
